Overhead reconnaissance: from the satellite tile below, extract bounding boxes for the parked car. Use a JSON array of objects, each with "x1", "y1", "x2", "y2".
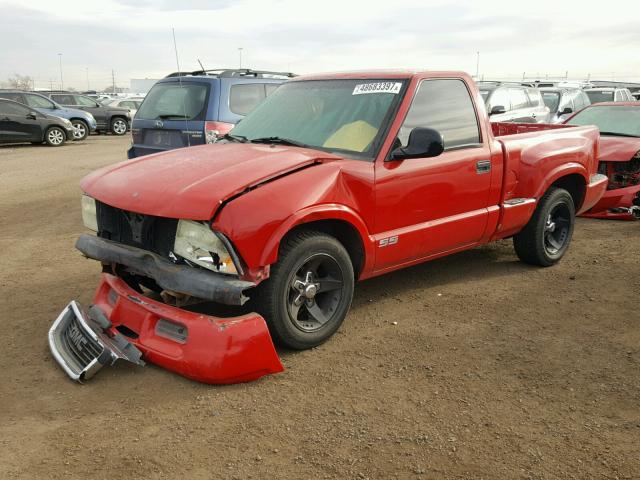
[
  {"x1": 0, "y1": 90, "x2": 96, "y2": 140},
  {"x1": 539, "y1": 87, "x2": 591, "y2": 123},
  {"x1": 40, "y1": 91, "x2": 131, "y2": 135},
  {"x1": 583, "y1": 87, "x2": 634, "y2": 104},
  {"x1": 477, "y1": 82, "x2": 550, "y2": 123},
  {"x1": 104, "y1": 98, "x2": 141, "y2": 117},
  {"x1": 564, "y1": 101, "x2": 640, "y2": 220},
  {"x1": 54, "y1": 70, "x2": 607, "y2": 384},
  {"x1": 0, "y1": 98, "x2": 76, "y2": 146},
  {"x1": 127, "y1": 68, "x2": 294, "y2": 158}
]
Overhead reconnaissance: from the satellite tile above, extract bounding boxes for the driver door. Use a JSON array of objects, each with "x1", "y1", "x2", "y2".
[{"x1": 374, "y1": 78, "x2": 493, "y2": 272}]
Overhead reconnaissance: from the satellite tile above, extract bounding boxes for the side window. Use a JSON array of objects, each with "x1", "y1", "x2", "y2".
[
  {"x1": 24, "y1": 94, "x2": 55, "y2": 109},
  {"x1": 75, "y1": 95, "x2": 98, "y2": 107},
  {"x1": 0, "y1": 92, "x2": 22, "y2": 103},
  {"x1": 488, "y1": 88, "x2": 510, "y2": 111},
  {"x1": 229, "y1": 84, "x2": 266, "y2": 116},
  {"x1": 0, "y1": 101, "x2": 31, "y2": 116},
  {"x1": 52, "y1": 94, "x2": 76, "y2": 105},
  {"x1": 399, "y1": 79, "x2": 481, "y2": 149},
  {"x1": 509, "y1": 88, "x2": 529, "y2": 109}
]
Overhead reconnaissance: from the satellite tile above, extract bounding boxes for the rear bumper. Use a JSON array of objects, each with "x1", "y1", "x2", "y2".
[
  {"x1": 578, "y1": 174, "x2": 609, "y2": 214},
  {"x1": 92, "y1": 273, "x2": 283, "y2": 384},
  {"x1": 76, "y1": 234, "x2": 254, "y2": 306}
]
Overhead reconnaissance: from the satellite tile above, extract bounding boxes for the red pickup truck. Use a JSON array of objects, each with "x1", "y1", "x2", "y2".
[{"x1": 51, "y1": 71, "x2": 607, "y2": 384}]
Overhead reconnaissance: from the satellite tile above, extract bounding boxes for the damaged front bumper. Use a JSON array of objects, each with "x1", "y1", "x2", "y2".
[
  {"x1": 49, "y1": 273, "x2": 284, "y2": 384},
  {"x1": 581, "y1": 184, "x2": 640, "y2": 220},
  {"x1": 76, "y1": 234, "x2": 254, "y2": 305}
]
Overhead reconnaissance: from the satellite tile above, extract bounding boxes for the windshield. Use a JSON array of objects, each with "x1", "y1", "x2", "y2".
[
  {"x1": 136, "y1": 82, "x2": 209, "y2": 121},
  {"x1": 566, "y1": 105, "x2": 640, "y2": 137},
  {"x1": 230, "y1": 79, "x2": 405, "y2": 158},
  {"x1": 541, "y1": 92, "x2": 561, "y2": 112},
  {"x1": 25, "y1": 94, "x2": 56, "y2": 109},
  {"x1": 585, "y1": 90, "x2": 614, "y2": 104}
]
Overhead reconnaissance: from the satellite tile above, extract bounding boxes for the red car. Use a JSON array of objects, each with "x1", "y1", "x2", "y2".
[
  {"x1": 564, "y1": 102, "x2": 640, "y2": 220},
  {"x1": 50, "y1": 71, "x2": 607, "y2": 384}
]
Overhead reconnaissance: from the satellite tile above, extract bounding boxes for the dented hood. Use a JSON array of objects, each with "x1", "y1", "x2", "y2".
[
  {"x1": 598, "y1": 136, "x2": 640, "y2": 161},
  {"x1": 81, "y1": 143, "x2": 341, "y2": 219}
]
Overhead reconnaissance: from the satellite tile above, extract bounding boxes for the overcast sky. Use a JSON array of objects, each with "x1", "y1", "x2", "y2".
[{"x1": 1, "y1": 0, "x2": 638, "y2": 90}]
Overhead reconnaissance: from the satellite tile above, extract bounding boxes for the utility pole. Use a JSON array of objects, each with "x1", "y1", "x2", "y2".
[
  {"x1": 475, "y1": 51, "x2": 480, "y2": 78},
  {"x1": 58, "y1": 53, "x2": 63, "y2": 90},
  {"x1": 86, "y1": 67, "x2": 90, "y2": 91},
  {"x1": 238, "y1": 47, "x2": 243, "y2": 69},
  {"x1": 112, "y1": 69, "x2": 116, "y2": 94}
]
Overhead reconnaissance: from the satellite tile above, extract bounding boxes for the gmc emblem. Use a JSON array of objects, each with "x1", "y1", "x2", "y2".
[{"x1": 68, "y1": 323, "x2": 88, "y2": 352}]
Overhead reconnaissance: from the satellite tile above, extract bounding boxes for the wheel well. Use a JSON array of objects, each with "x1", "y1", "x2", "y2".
[
  {"x1": 284, "y1": 220, "x2": 365, "y2": 278},
  {"x1": 550, "y1": 174, "x2": 586, "y2": 210},
  {"x1": 69, "y1": 117, "x2": 87, "y2": 124}
]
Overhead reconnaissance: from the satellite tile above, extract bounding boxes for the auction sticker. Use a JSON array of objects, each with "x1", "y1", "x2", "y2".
[{"x1": 352, "y1": 82, "x2": 402, "y2": 95}]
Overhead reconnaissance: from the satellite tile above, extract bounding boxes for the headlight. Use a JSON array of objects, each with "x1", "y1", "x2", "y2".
[
  {"x1": 81, "y1": 195, "x2": 98, "y2": 232},
  {"x1": 173, "y1": 220, "x2": 239, "y2": 275},
  {"x1": 63, "y1": 119, "x2": 73, "y2": 127}
]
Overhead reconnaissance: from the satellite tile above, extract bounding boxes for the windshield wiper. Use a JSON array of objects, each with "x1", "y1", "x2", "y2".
[
  {"x1": 249, "y1": 136, "x2": 310, "y2": 148},
  {"x1": 222, "y1": 133, "x2": 248, "y2": 143},
  {"x1": 600, "y1": 131, "x2": 640, "y2": 137},
  {"x1": 156, "y1": 114, "x2": 190, "y2": 120}
]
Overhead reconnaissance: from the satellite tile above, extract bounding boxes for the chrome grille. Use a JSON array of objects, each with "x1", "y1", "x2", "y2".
[{"x1": 60, "y1": 314, "x2": 103, "y2": 370}]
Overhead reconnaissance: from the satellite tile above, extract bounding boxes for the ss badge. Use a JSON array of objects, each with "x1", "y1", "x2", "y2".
[{"x1": 379, "y1": 235, "x2": 398, "y2": 247}]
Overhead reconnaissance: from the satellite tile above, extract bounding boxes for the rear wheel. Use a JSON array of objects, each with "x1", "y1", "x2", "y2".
[
  {"x1": 513, "y1": 187, "x2": 575, "y2": 266},
  {"x1": 45, "y1": 126, "x2": 66, "y2": 147},
  {"x1": 254, "y1": 230, "x2": 354, "y2": 350},
  {"x1": 110, "y1": 117, "x2": 128, "y2": 135},
  {"x1": 71, "y1": 119, "x2": 89, "y2": 140}
]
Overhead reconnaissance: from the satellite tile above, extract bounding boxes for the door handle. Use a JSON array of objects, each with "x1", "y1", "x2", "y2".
[{"x1": 476, "y1": 160, "x2": 491, "y2": 174}]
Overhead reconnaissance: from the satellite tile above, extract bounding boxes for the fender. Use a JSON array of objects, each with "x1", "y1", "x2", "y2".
[
  {"x1": 260, "y1": 204, "x2": 377, "y2": 279},
  {"x1": 535, "y1": 162, "x2": 588, "y2": 203}
]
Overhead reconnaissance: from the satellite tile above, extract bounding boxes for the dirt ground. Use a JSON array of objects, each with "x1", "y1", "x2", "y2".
[{"x1": 0, "y1": 135, "x2": 638, "y2": 480}]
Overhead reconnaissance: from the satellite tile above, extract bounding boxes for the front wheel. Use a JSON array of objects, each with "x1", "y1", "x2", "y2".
[
  {"x1": 110, "y1": 117, "x2": 128, "y2": 135},
  {"x1": 45, "y1": 126, "x2": 66, "y2": 147},
  {"x1": 513, "y1": 187, "x2": 575, "y2": 266},
  {"x1": 71, "y1": 119, "x2": 89, "y2": 140},
  {"x1": 254, "y1": 231, "x2": 355, "y2": 350}
]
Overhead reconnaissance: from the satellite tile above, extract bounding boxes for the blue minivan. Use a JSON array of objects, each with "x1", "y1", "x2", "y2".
[{"x1": 127, "y1": 69, "x2": 294, "y2": 158}]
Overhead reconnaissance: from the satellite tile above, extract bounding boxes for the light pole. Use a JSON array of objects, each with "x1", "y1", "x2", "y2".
[
  {"x1": 476, "y1": 51, "x2": 480, "y2": 79},
  {"x1": 58, "y1": 53, "x2": 63, "y2": 90},
  {"x1": 238, "y1": 47, "x2": 243, "y2": 69},
  {"x1": 86, "y1": 67, "x2": 90, "y2": 91}
]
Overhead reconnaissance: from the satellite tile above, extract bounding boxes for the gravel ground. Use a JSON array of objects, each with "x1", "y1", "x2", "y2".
[{"x1": 0, "y1": 135, "x2": 638, "y2": 480}]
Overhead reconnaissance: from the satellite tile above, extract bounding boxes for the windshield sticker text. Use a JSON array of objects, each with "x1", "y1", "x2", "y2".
[{"x1": 353, "y1": 82, "x2": 402, "y2": 95}]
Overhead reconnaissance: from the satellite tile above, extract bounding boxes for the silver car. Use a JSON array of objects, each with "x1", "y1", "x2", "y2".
[
  {"x1": 540, "y1": 87, "x2": 591, "y2": 124},
  {"x1": 583, "y1": 87, "x2": 634, "y2": 103},
  {"x1": 478, "y1": 82, "x2": 551, "y2": 123}
]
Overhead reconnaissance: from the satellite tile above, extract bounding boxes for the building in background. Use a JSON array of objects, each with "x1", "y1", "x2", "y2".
[{"x1": 130, "y1": 78, "x2": 160, "y2": 94}]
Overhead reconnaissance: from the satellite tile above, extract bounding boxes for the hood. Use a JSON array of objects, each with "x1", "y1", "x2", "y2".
[
  {"x1": 81, "y1": 143, "x2": 341, "y2": 220},
  {"x1": 598, "y1": 136, "x2": 640, "y2": 161}
]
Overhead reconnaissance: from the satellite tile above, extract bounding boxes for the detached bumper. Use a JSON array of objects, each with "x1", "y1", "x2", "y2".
[
  {"x1": 76, "y1": 234, "x2": 254, "y2": 306},
  {"x1": 91, "y1": 273, "x2": 283, "y2": 384},
  {"x1": 581, "y1": 184, "x2": 640, "y2": 220}
]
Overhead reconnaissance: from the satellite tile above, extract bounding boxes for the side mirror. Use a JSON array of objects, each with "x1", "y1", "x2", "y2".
[
  {"x1": 490, "y1": 105, "x2": 507, "y2": 116},
  {"x1": 27, "y1": 112, "x2": 37, "y2": 120},
  {"x1": 560, "y1": 107, "x2": 573, "y2": 115},
  {"x1": 390, "y1": 127, "x2": 444, "y2": 160}
]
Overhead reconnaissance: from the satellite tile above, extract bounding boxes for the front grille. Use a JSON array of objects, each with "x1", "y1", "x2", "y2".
[
  {"x1": 96, "y1": 201, "x2": 178, "y2": 258},
  {"x1": 60, "y1": 315, "x2": 104, "y2": 371}
]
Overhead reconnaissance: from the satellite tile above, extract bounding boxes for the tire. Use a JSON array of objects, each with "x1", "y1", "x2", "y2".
[
  {"x1": 513, "y1": 187, "x2": 575, "y2": 266},
  {"x1": 70, "y1": 119, "x2": 89, "y2": 140},
  {"x1": 44, "y1": 126, "x2": 66, "y2": 147},
  {"x1": 110, "y1": 117, "x2": 128, "y2": 135},
  {"x1": 254, "y1": 230, "x2": 355, "y2": 350}
]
